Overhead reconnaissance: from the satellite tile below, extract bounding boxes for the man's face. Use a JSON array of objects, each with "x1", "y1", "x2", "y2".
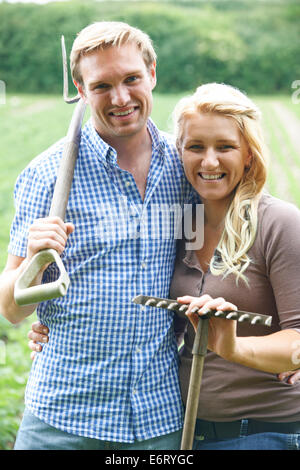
[{"x1": 76, "y1": 43, "x2": 156, "y2": 146}]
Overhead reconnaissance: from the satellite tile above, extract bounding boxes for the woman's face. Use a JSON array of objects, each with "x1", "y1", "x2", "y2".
[{"x1": 180, "y1": 112, "x2": 251, "y2": 205}]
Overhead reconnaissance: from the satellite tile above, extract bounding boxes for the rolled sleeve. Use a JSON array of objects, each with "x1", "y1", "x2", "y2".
[
  {"x1": 8, "y1": 165, "x2": 52, "y2": 258},
  {"x1": 261, "y1": 198, "x2": 300, "y2": 334}
]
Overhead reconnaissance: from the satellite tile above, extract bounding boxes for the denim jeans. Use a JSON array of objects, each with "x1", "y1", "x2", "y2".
[
  {"x1": 14, "y1": 408, "x2": 182, "y2": 450},
  {"x1": 193, "y1": 419, "x2": 300, "y2": 450}
]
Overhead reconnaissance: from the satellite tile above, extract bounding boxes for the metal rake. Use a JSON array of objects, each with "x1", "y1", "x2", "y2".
[
  {"x1": 132, "y1": 294, "x2": 272, "y2": 450},
  {"x1": 133, "y1": 294, "x2": 272, "y2": 326}
]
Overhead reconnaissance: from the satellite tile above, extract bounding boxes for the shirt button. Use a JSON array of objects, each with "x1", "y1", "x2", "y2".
[
  {"x1": 136, "y1": 347, "x2": 141, "y2": 354},
  {"x1": 125, "y1": 181, "x2": 131, "y2": 187},
  {"x1": 141, "y1": 262, "x2": 147, "y2": 269}
]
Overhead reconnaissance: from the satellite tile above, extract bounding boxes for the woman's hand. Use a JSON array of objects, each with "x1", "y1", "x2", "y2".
[
  {"x1": 27, "y1": 305, "x2": 300, "y2": 380},
  {"x1": 177, "y1": 294, "x2": 238, "y2": 361},
  {"x1": 28, "y1": 321, "x2": 49, "y2": 360},
  {"x1": 177, "y1": 295, "x2": 300, "y2": 377}
]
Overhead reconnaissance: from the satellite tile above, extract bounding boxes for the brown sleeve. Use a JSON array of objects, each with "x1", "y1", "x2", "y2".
[{"x1": 260, "y1": 198, "x2": 300, "y2": 333}]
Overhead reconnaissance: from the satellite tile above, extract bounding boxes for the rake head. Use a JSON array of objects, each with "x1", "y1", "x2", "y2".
[{"x1": 132, "y1": 294, "x2": 272, "y2": 327}]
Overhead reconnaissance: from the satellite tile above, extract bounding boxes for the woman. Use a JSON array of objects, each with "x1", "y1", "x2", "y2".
[
  {"x1": 169, "y1": 82, "x2": 300, "y2": 450},
  {"x1": 29, "y1": 83, "x2": 300, "y2": 450}
]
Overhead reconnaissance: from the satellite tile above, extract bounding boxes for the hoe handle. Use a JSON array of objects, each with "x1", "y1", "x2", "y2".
[
  {"x1": 14, "y1": 249, "x2": 70, "y2": 306},
  {"x1": 14, "y1": 99, "x2": 86, "y2": 306},
  {"x1": 49, "y1": 99, "x2": 86, "y2": 219}
]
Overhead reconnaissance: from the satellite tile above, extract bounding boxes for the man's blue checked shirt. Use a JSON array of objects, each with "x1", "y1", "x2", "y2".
[{"x1": 9, "y1": 118, "x2": 196, "y2": 443}]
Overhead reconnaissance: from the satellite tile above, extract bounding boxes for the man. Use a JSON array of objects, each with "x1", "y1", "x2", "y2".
[{"x1": 0, "y1": 22, "x2": 195, "y2": 450}]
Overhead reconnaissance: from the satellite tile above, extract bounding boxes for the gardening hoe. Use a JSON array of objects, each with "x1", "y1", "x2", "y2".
[
  {"x1": 14, "y1": 36, "x2": 86, "y2": 306},
  {"x1": 132, "y1": 294, "x2": 272, "y2": 450}
]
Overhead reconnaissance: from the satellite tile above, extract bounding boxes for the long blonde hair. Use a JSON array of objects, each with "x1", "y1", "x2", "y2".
[{"x1": 173, "y1": 83, "x2": 268, "y2": 284}]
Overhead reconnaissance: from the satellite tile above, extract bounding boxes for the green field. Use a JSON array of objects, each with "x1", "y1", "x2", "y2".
[{"x1": 0, "y1": 93, "x2": 300, "y2": 449}]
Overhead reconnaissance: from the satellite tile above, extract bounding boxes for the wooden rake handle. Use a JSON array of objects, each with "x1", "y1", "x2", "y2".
[{"x1": 181, "y1": 317, "x2": 209, "y2": 450}]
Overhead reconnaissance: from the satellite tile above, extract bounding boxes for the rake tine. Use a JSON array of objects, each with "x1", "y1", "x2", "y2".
[
  {"x1": 157, "y1": 300, "x2": 168, "y2": 308},
  {"x1": 179, "y1": 305, "x2": 188, "y2": 312},
  {"x1": 214, "y1": 311, "x2": 224, "y2": 317},
  {"x1": 238, "y1": 314, "x2": 250, "y2": 322},
  {"x1": 226, "y1": 312, "x2": 239, "y2": 320},
  {"x1": 191, "y1": 307, "x2": 199, "y2": 314},
  {"x1": 168, "y1": 302, "x2": 178, "y2": 310},
  {"x1": 251, "y1": 315, "x2": 262, "y2": 324}
]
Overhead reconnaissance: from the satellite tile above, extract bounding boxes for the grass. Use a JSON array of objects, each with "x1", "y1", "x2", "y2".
[
  {"x1": 279, "y1": 94, "x2": 300, "y2": 120},
  {"x1": 254, "y1": 96, "x2": 300, "y2": 206},
  {"x1": 0, "y1": 316, "x2": 33, "y2": 449},
  {"x1": 258, "y1": 100, "x2": 299, "y2": 202},
  {"x1": 0, "y1": 92, "x2": 299, "y2": 450}
]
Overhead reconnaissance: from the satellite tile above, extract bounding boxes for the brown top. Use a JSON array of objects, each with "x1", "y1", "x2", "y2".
[{"x1": 170, "y1": 193, "x2": 300, "y2": 422}]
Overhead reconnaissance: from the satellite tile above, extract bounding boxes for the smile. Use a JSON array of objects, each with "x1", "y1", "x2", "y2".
[
  {"x1": 199, "y1": 173, "x2": 225, "y2": 180},
  {"x1": 110, "y1": 107, "x2": 135, "y2": 117}
]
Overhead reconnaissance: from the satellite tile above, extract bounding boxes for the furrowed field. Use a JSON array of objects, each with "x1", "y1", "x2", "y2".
[{"x1": 0, "y1": 93, "x2": 300, "y2": 449}]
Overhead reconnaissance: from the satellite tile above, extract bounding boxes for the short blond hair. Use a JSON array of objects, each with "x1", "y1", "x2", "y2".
[{"x1": 70, "y1": 21, "x2": 157, "y2": 84}]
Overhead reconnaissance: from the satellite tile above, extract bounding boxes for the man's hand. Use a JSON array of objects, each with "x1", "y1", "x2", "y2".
[
  {"x1": 27, "y1": 216, "x2": 75, "y2": 261},
  {"x1": 27, "y1": 320, "x2": 300, "y2": 383},
  {"x1": 25, "y1": 218, "x2": 74, "y2": 355},
  {"x1": 277, "y1": 370, "x2": 300, "y2": 385},
  {"x1": 28, "y1": 321, "x2": 49, "y2": 360},
  {"x1": 0, "y1": 217, "x2": 75, "y2": 325}
]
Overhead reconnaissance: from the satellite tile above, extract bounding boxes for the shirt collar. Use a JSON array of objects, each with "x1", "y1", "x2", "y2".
[
  {"x1": 147, "y1": 117, "x2": 166, "y2": 154},
  {"x1": 81, "y1": 119, "x2": 111, "y2": 167},
  {"x1": 81, "y1": 117, "x2": 166, "y2": 167}
]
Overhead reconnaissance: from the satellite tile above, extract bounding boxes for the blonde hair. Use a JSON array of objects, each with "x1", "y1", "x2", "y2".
[
  {"x1": 173, "y1": 83, "x2": 268, "y2": 284},
  {"x1": 70, "y1": 21, "x2": 157, "y2": 85}
]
